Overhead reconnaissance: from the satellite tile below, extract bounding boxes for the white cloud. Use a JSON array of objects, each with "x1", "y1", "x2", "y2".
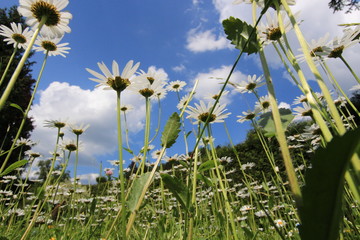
[
  {"x1": 29, "y1": 81, "x2": 146, "y2": 167},
  {"x1": 191, "y1": 65, "x2": 247, "y2": 103},
  {"x1": 186, "y1": 28, "x2": 231, "y2": 53},
  {"x1": 74, "y1": 173, "x2": 100, "y2": 185},
  {"x1": 172, "y1": 64, "x2": 186, "y2": 72}
]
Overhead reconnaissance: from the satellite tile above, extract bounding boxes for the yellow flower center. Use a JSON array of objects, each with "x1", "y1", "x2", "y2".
[
  {"x1": 107, "y1": 76, "x2": 131, "y2": 92},
  {"x1": 198, "y1": 112, "x2": 216, "y2": 123},
  {"x1": 328, "y1": 45, "x2": 344, "y2": 58},
  {"x1": 12, "y1": 33, "x2": 26, "y2": 44},
  {"x1": 31, "y1": 1, "x2": 61, "y2": 26},
  {"x1": 139, "y1": 88, "x2": 154, "y2": 98},
  {"x1": 41, "y1": 40, "x2": 57, "y2": 51}
]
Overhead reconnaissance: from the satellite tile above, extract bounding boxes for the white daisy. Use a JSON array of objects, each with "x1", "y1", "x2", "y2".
[
  {"x1": 237, "y1": 108, "x2": 260, "y2": 123},
  {"x1": 130, "y1": 70, "x2": 165, "y2": 98},
  {"x1": 257, "y1": 11, "x2": 295, "y2": 45},
  {"x1": 86, "y1": 60, "x2": 140, "y2": 91},
  {"x1": 120, "y1": 104, "x2": 134, "y2": 113},
  {"x1": 205, "y1": 90, "x2": 229, "y2": 102},
  {"x1": 186, "y1": 100, "x2": 230, "y2": 124},
  {"x1": 297, "y1": 33, "x2": 332, "y2": 62},
  {"x1": 327, "y1": 26, "x2": 360, "y2": 58},
  {"x1": 230, "y1": 74, "x2": 265, "y2": 94},
  {"x1": 68, "y1": 123, "x2": 90, "y2": 136},
  {"x1": 177, "y1": 94, "x2": 191, "y2": 110},
  {"x1": 293, "y1": 102, "x2": 312, "y2": 117},
  {"x1": 255, "y1": 95, "x2": 271, "y2": 113},
  {"x1": 349, "y1": 84, "x2": 360, "y2": 92},
  {"x1": 0, "y1": 22, "x2": 33, "y2": 49},
  {"x1": 18, "y1": 0, "x2": 72, "y2": 37},
  {"x1": 33, "y1": 34, "x2": 70, "y2": 57},
  {"x1": 167, "y1": 80, "x2": 187, "y2": 92}
]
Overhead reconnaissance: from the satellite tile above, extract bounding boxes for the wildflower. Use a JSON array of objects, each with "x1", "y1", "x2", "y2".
[
  {"x1": 293, "y1": 102, "x2": 312, "y2": 117},
  {"x1": 205, "y1": 90, "x2": 229, "y2": 102},
  {"x1": 327, "y1": 26, "x2": 360, "y2": 58},
  {"x1": 257, "y1": 11, "x2": 295, "y2": 45},
  {"x1": 255, "y1": 95, "x2": 271, "y2": 112},
  {"x1": 60, "y1": 140, "x2": 78, "y2": 152},
  {"x1": 230, "y1": 75, "x2": 265, "y2": 94},
  {"x1": 68, "y1": 123, "x2": 90, "y2": 136},
  {"x1": 25, "y1": 150, "x2": 42, "y2": 159},
  {"x1": 167, "y1": 80, "x2": 187, "y2": 92},
  {"x1": 15, "y1": 138, "x2": 36, "y2": 147},
  {"x1": 151, "y1": 149, "x2": 164, "y2": 160},
  {"x1": 177, "y1": 94, "x2": 191, "y2": 110},
  {"x1": 233, "y1": 0, "x2": 296, "y2": 9},
  {"x1": 86, "y1": 60, "x2": 140, "y2": 92},
  {"x1": 164, "y1": 154, "x2": 180, "y2": 162},
  {"x1": 104, "y1": 168, "x2": 114, "y2": 176},
  {"x1": 130, "y1": 72, "x2": 165, "y2": 98},
  {"x1": 241, "y1": 162, "x2": 256, "y2": 170},
  {"x1": 349, "y1": 84, "x2": 360, "y2": 92},
  {"x1": 292, "y1": 94, "x2": 308, "y2": 105},
  {"x1": 275, "y1": 219, "x2": 286, "y2": 227},
  {"x1": 237, "y1": 109, "x2": 260, "y2": 123},
  {"x1": 120, "y1": 104, "x2": 134, "y2": 113},
  {"x1": 186, "y1": 100, "x2": 230, "y2": 124},
  {"x1": 296, "y1": 33, "x2": 332, "y2": 62},
  {"x1": 0, "y1": 22, "x2": 33, "y2": 49},
  {"x1": 18, "y1": 0, "x2": 72, "y2": 37},
  {"x1": 33, "y1": 34, "x2": 70, "y2": 57},
  {"x1": 44, "y1": 119, "x2": 67, "y2": 129}
]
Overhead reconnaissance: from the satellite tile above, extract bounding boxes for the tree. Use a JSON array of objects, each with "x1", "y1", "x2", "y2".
[
  {"x1": 0, "y1": 6, "x2": 35, "y2": 171},
  {"x1": 328, "y1": 0, "x2": 360, "y2": 13}
]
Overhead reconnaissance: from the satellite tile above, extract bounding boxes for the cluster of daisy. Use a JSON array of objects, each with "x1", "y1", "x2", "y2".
[{"x1": 0, "y1": 0, "x2": 72, "y2": 57}]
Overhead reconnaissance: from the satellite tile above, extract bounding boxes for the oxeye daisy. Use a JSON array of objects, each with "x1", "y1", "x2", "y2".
[
  {"x1": 296, "y1": 33, "x2": 332, "y2": 62},
  {"x1": 86, "y1": 60, "x2": 140, "y2": 92},
  {"x1": 205, "y1": 90, "x2": 229, "y2": 102},
  {"x1": 68, "y1": 123, "x2": 90, "y2": 136},
  {"x1": 185, "y1": 100, "x2": 230, "y2": 124},
  {"x1": 44, "y1": 119, "x2": 67, "y2": 129},
  {"x1": 257, "y1": 11, "x2": 295, "y2": 45},
  {"x1": 167, "y1": 80, "x2": 187, "y2": 92},
  {"x1": 233, "y1": 0, "x2": 296, "y2": 9},
  {"x1": 18, "y1": 0, "x2": 72, "y2": 37},
  {"x1": 0, "y1": 22, "x2": 33, "y2": 49},
  {"x1": 230, "y1": 74, "x2": 265, "y2": 94},
  {"x1": 177, "y1": 94, "x2": 191, "y2": 110},
  {"x1": 293, "y1": 102, "x2": 312, "y2": 118},
  {"x1": 120, "y1": 104, "x2": 134, "y2": 113},
  {"x1": 237, "y1": 109, "x2": 260, "y2": 123},
  {"x1": 33, "y1": 34, "x2": 70, "y2": 57},
  {"x1": 130, "y1": 70, "x2": 166, "y2": 98},
  {"x1": 327, "y1": 26, "x2": 360, "y2": 58},
  {"x1": 255, "y1": 95, "x2": 271, "y2": 113}
]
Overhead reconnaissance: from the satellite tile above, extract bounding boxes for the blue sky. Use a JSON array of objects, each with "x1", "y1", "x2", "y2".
[{"x1": 1, "y1": 0, "x2": 359, "y2": 184}]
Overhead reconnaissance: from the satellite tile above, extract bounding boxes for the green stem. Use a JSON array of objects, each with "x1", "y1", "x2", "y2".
[
  {"x1": 0, "y1": 44, "x2": 18, "y2": 87},
  {"x1": 0, "y1": 51, "x2": 49, "y2": 174},
  {"x1": 73, "y1": 134, "x2": 80, "y2": 191},
  {"x1": 0, "y1": 16, "x2": 47, "y2": 111},
  {"x1": 340, "y1": 55, "x2": 360, "y2": 84},
  {"x1": 116, "y1": 90, "x2": 126, "y2": 239},
  {"x1": 140, "y1": 97, "x2": 151, "y2": 174}
]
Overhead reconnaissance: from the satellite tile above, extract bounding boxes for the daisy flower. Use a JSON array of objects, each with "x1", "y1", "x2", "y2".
[
  {"x1": 349, "y1": 84, "x2": 360, "y2": 92},
  {"x1": 68, "y1": 123, "x2": 90, "y2": 136},
  {"x1": 255, "y1": 95, "x2": 271, "y2": 113},
  {"x1": 15, "y1": 137, "x2": 36, "y2": 147},
  {"x1": 233, "y1": 0, "x2": 296, "y2": 8},
  {"x1": 177, "y1": 94, "x2": 191, "y2": 110},
  {"x1": 0, "y1": 22, "x2": 33, "y2": 49},
  {"x1": 327, "y1": 26, "x2": 360, "y2": 58},
  {"x1": 237, "y1": 108, "x2": 260, "y2": 123},
  {"x1": 257, "y1": 11, "x2": 295, "y2": 45},
  {"x1": 86, "y1": 60, "x2": 140, "y2": 92},
  {"x1": 33, "y1": 34, "x2": 70, "y2": 57},
  {"x1": 44, "y1": 119, "x2": 67, "y2": 129},
  {"x1": 230, "y1": 74, "x2": 265, "y2": 94},
  {"x1": 167, "y1": 80, "x2": 187, "y2": 92},
  {"x1": 185, "y1": 100, "x2": 231, "y2": 124},
  {"x1": 151, "y1": 149, "x2": 165, "y2": 160},
  {"x1": 292, "y1": 94, "x2": 308, "y2": 105},
  {"x1": 274, "y1": 219, "x2": 286, "y2": 228},
  {"x1": 18, "y1": 0, "x2": 72, "y2": 37},
  {"x1": 296, "y1": 33, "x2": 332, "y2": 62},
  {"x1": 130, "y1": 72, "x2": 165, "y2": 98},
  {"x1": 205, "y1": 90, "x2": 229, "y2": 102},
  {"x1": 120, "y1": 104, "x2": 134, "y2": 113},
  {"x1": 293, "y1": 102, "x2": 312, "y2": 118}
]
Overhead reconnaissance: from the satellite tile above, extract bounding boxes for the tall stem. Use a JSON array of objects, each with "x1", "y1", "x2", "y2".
[
  {"x1": 0, "y1": 44, "x2": 18, "y2": 87},
  {"x1": 0, "y1": 16, "x2": 47, "y2": 111},
  {"x1": 340, "y1": 55, "x2": 360, "y2": 84},
  {"x1": 116, "y1": 90, "x2": 126, "y2": 239},
  {"x1": 140, "y1": 97, "x2": 151, "y2": 174},
  {"x1": 0, "y1": 51, "x2": 49, "y2": 174}
]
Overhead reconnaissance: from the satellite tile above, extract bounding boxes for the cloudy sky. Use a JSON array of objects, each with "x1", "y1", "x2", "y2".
[{"x1": 1, "y1": 0, "x2": 359, "y2": 184}]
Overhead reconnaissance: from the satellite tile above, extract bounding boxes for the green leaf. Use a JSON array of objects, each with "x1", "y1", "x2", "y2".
[
  {"x1": 123, "y1": 147, "x2": 134, "y2": 155},
  {"x1": 258, "y1": 108, "x2": 294, "y2": 137},
  {"x1": 161, "y1": 112, "x2": 181, "y2": 148},
  {"x1": 160, "y1": 173, "x2": 190, "y2": 211},
  {"x1": 198, "y1": 160, "x2": 219, "y2": 172},
  {"x1": 127, "y1": 172, "x2": 151, "y2": 213},
  {"x1": 197, "y1": 173, "x2": 213, "y2": 187},
  {"x1": 0, "y1": 160, "x2": 28, "y2": 177},
  {"x1": 222, "y1": 16, "x2": 260, "y2": 55},
  {"x1": 9, "y1": 103, "x2": 24, "y2": 115},
  {"x1": 299, "y1": 128, "x2": 360, "y2": 240}
]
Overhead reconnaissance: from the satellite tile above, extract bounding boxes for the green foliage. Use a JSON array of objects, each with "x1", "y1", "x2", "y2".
[
  {"x1": 127, "y1": 172, "x2": 151, "y2": 213},
  {"x1": 161, "y1": 112, "x2": 181, "y2": 148},
  {"x1": 258, "y1": 108, "x2": 295, "y2": 137},
  {"x1": 222, "y1": 16, "x2": 260, "y2": 55},
  {"x1": 299, "y1": 128, "x2": 360, "y2": 240},
  {"x1": 0, "y1": 6, "x2": 35, "y2": 172},
  {"x1": 0, "y1": 159, "x2": 27, "y2": 177},
  {"x1": 160, "y1": 173, "x2": 191, "y2": 212}
]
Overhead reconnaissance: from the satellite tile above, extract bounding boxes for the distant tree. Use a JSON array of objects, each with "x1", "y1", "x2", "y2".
[
  {"x1": 0, "y1": 6, "x2": 35, "y2": 171},
  {"x1": 328, "y1": 0, "x2": 360, "y2": 13},
  {"x1": 37, "y1": 159, "x2": 70, "y2": 183}
]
